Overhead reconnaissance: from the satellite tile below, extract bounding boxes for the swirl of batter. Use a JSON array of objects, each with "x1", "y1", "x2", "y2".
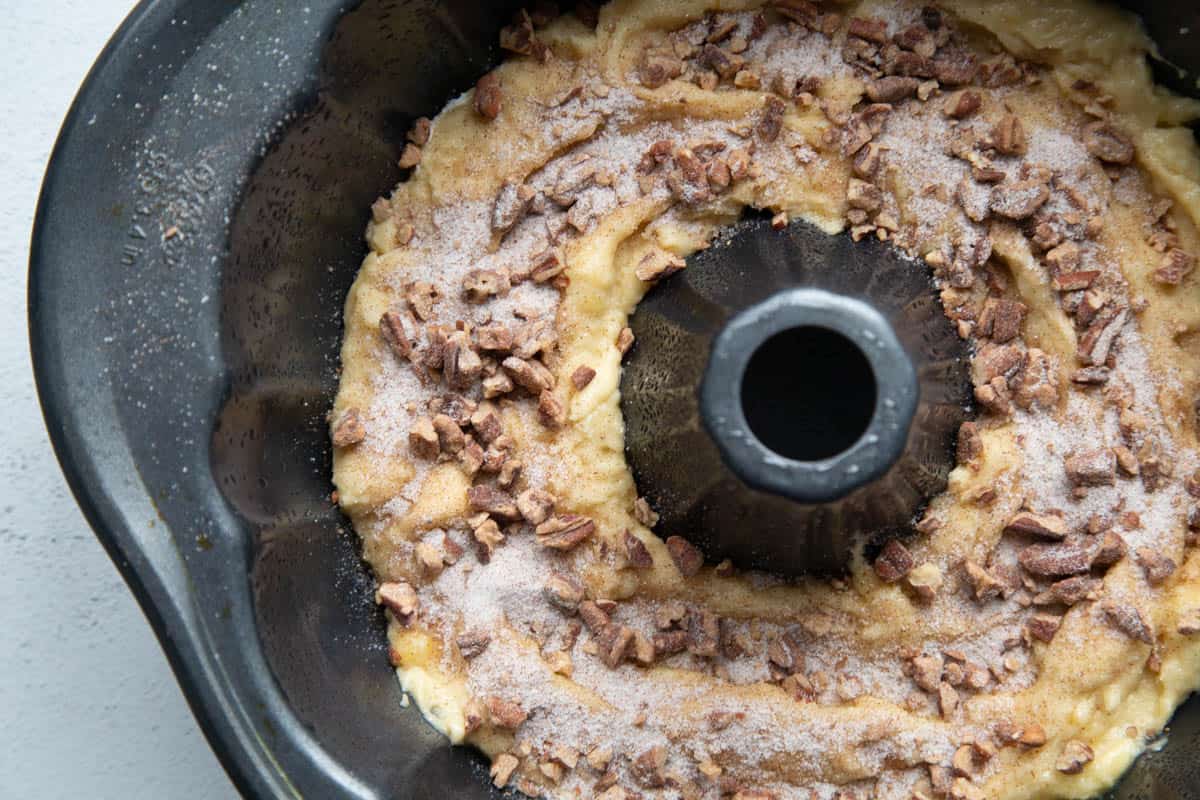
[{"x1": 331, "y1": 2, "x2": 1200, "y2": 798}]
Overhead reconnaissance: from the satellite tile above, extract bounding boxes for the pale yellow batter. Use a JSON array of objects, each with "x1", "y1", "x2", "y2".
[{"x1": 331, "y1": 2, "x2": 1200, "y2": 798}]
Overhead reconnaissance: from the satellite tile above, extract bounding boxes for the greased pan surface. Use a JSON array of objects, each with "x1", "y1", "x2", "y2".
[{"x1": 28, "y1": 1, "x2": 1200, "y2": 797}]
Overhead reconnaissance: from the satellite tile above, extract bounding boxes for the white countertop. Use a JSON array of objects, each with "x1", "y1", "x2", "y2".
[{"x1": 0, "y1": 2, "x2": 237, "y2": 797}]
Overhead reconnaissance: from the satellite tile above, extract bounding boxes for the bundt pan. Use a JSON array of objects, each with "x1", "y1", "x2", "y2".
[{"x1": 27, "y1": 0, "x2": 1200, "y2": 797}]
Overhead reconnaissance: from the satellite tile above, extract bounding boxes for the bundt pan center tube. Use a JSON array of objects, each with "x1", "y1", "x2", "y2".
[
  {"x1": 621, "y1": 218, "x2": 971, "y2": 574},
  {"x1": 27, "y1": 0, "x2": 1200, "y2": 797}
]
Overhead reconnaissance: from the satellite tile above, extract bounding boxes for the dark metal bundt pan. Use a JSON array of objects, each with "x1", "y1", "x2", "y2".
[{"x1": 28, "y1": 0, "x2": 1200, "y2": 797}]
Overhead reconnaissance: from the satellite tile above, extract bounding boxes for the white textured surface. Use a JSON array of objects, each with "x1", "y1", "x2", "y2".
[{"x1": 0, "y1": 2, "x2": 238, "y2": 797}]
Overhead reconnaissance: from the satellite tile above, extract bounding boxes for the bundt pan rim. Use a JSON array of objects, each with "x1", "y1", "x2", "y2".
[{"x1": 27, "y1": 0, "x2": 1200, "y2": 797}]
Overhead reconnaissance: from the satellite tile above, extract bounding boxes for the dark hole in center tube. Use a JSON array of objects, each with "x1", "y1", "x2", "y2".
[{"x1": 740, "y1": 326, "x2": 877, "y2": 462}]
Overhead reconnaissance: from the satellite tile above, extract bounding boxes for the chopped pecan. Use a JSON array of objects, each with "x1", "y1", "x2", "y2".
[
  {"x1": 991, "y1": 115, "x2": 1026, "y2": 156},
  {"x1": 491, "y1": 180, "x2": 533, "y2": 234},
  {"x1": 623, "y1": 530, "x2": 654, "y2": 568},
  {"x1": 847, "y1": 178, "x2": 883, "y2": 212},
  {"x1": 475, "y1": 73, "x2": 502, "y2": 120},
  {"x1": 991, "y1": 179, "x2": 1049, "y2": 220},
  {"x1": 933, "y1": 51, "x2": 978, "y2": 85},
  {"x1": 1056, "y1": 740, "x2": 1094, "y2": 775},
  {"x1": 868, "y1": 76, "x2": 920, "y2": 103},
  {"x1": 848, "y1": 16, "x2": 889, "y2": 43},
  {"x1": 639, "y1": 50, "x2": 684, "y2": 88},
  {"x1": 404, "y1": 281, "x2": 439, "y2": 321},
  {"x1": 617, "y1": 326, "x2": 635, "y2": 355},
  {"x1": 571, "y1": 365, "x2": 596, "y2": 390},
  {"x1": 652, "y1": 629, "x2": 688, "y2": 655},
  {"x1": 529, "y1": 248, "x2": 566, "y2": 283},
  {"x1": 1101, "y1": 602, "x2": 1154, "y2": 643},
  {"x1": 956, "y1": 178, "x2": 992, "y2": 223},
  {"x1": 957, "y1": 421, "x2": 983, "y2": 465},
  {"x1": 1052, "y1": 271, "x2": 1100, "y2": 292},
  {"x1": 1019, "y1": 538, "x2": 1093, "y2": 578},
  {"x1": 1154, "y1": 248, "x2": 1195, "y2": 285},
  {"x1": 486, "y1": 696, "x2": 528, "y2": 729},
  {"x1": 456, "y1": 630, "x2": 491, "y2": 659},
  {"x1": 699, "y1": 43, "x2": 744, "y2": 79},
  {"x1": 965, "y1": 560, "x2": 1003, "y2": 601},
  {"x1": 907, "y1": 562, "x2": 944, "y2": 601},
  {"x1": 472, "y1": 517, "x2": 505, "y2": 559},
  {"x1": 443, "y1": 333, "x2": 483, "y2": 390},
  {"x1": 463, "y1": 269, "x2": 510, "y2": 303},
  {"x1": 945, "y1": 90, "x2": 982, "y2": 119},
  {"x1": 398, "y1": 142, "x2": 422, "y2": 169},
  {"x1": 757, "y1": 96, "x2": 787, "y2": 143},
  {"x1": 517, "y1": 488, "x2": 556, "y2": 525},
  {"x1": 380, "y1": 309, "x2": 417, "y2": 361},
  {"x1": 911, "y1": 654, "x2": 943, "y2": 692},
  {"x1": 635, "y1": 250, "x2": 687, "y2": 282},
  {"x1": 543, "y1": 572, "x2": 586, "y2": 613},
  {"x1": 376, "y1": 581, "x2": 418, "y2": 622},
  {"x1": 666, "y1": 535, "x2": 703, "y2": 577},
  {"x1": 578, "y1": 600, "x2": 610, "y2": 634},
  {"x1": 634, "y1": 496, "x2": 659, "y2": 527},
  {"x1": 1027, "y1": 613, "x2": 1061, "y2": 644},
  {"x1": 536, "y1": 514, "x2": 596, "y2": 550},
  {"x1": 1034, "y1": 575, "x2": 1101, "y2": 606},
  {"x1": 490, "y1": 753, "x2": 519, "y2": 788},
  {"x1": 1077, "y1": 306, "x2": 1127, "y2": 366},
  {"x1": 1065, "y1": 448, "x2": 1115, "y2": 488},
  {"x1": 938, "y1": 682, "x2": 959, "y2": 718},
  {"x1": 537, "y1": 390, "x2": 566, "y2": 428},
  {"x1": 1084, "y1": 121, "x2": 1133, "y2": 165},
  {"x1": 431, "y1": 413, "x2": 465, "y2": 455},
  {"x1": 874, "y1": 539, "x2": 915, "y2": 582},
  {"x1": 974, "y1": 377, "x2": 1013, "y2": 416},
  {"x1": 476, "y1": 323, "x2": 514, "y2": 353},
  {"x1": 468, "y1": 485, "x2": 521, "y2": 521},
  {"x1": 1004, "y1": 511, "x2": 1068, "y2": 540},
  {"x1": 332, "y1": 408, "x2": 366, "y2": 447},
  {"x1": 407, "y1": 117, "x2": 431, "y2": 146},
  {"x1": 502, "y1": 356, "x2": 554, "y2": 393},
  {"x1": 482, "y1": 372, "x2": 515, "y2": 399},
  {"x1": 981, "y1": 298, "x2": 1026, "y2": 343},
  {"x1": 687, "y1": 608, "x2": 721, "y2": 657},
  {"x1": 1092, "y1": 531, "x2": 1127, "y2": 569},
  {"x1": 1136, "y1": 547, "x2": 1176, "y2": 586},
  {"x1": 469, "y1": 403, "x2": 502, "y2": 444}
]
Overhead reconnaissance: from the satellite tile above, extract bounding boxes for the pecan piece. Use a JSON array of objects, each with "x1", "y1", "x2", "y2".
[
  {"x1": 1065, "y1": 448, "x2": 1115, "y2": 488},
  {"x1": 991, "y1": 179, "x2": 1049, "y2": 220},
  {"x1": 332, "y1": 408, "x2": 366, "y2": 447},
  {"x1": 543, "y1": 572, "x2": 586, "y2": 613},
  {"x1": 1155, "y1": 248, "x2": 1195, "y2": 285},
  {"x1": 529, "y1": 248, "x2": 565, "y2": 283},
  {"x1": 1056, "y1": 741, "x2": 1094, "y2": 775},
  {"x1": 1026, "y1": 613, "x2": 1061, "y2": 643},
  {"x1": 957, "y1": 421, "x2": 983, "y2": 465},
  {"x1": 537, "y1": 390, "x2": 566, "y2": 428},
  {"x1": 965, "y1": 560, "x2": 1004, "y2": 601},
  {"x1": 666, "y1": 535, "x2": 703, "y2": 577},
  {"x1": 991, "y1": 115, "x2": 1026, "y2": 155},
  {"x1": 945, "y1": 90, "x2": 982, "y2": 119},
  {"x1": 536, "y1": 515, "x2": 596, "y2": 550},
  {"x1": 1135, "y1": 547, "x2": 1176, "y2": 586},
  {"x1": 1034, "y1": 575, "x2": 1101, "y2": 606},
  {"x1": 443, "y1": 333, "x2": 483, "y2": 390},
  {"x1": 376, "y1": 581, "x2": 418, "y2": 623},
  {"x1": 570, "y1": 365, "x2": 596, "y2": 390},
  {"x1": 635, "y1": 250, "x2": 687, "y2": 282},
  {"x1": 639, "y1": 50, "x2": 683, "y2": 88},
  {"x1": 848, "y1": 16, "x2": 889, "y2": 43},
  {"x1": 1004, "y1": 511, "x2": 1068, "y2": 540},
  {"x1": 467, "y1": 485, "x2": 521, "y2": 521},
  {"x1": 491, "y1": 179, "x2": 533, "y2": 234},
  {"x1": 490, "y1": 754, "x2": 519, "y2": 788},
  {"x1": 757, "y1": 96, "x2": 787, "y2": 143},
  {"x1": 687, "y1": 608, "x2": 721, "y2": 657},
  {"x1": 1092, "y1": 531, "x2": 1127, "y2": 569},
  {"x1": 486, "y1": 697, "x2": 527, "y2": 729},
  {"x1": 517, "y1": 488, "x2": 556, "y2": 525},
  {"x1": 867, "y1": 76, "x2": 920, "y2": 103},
  {"x1": 874, "y1": 539, "x2": 915, "y2": 582},
  {"x1": 456, "y1": 630, "x2": 491, "y2": 660},
  {"x1": 474, "y1": 73, "x2": 502, "y2": 120},
  {"x1": 502, "y1": 356, "x2": 554, "y2": 393},
  {"x1": 408, "y1": 416, "x2": 439, "y2": 459},
  {"x1": 1084, "y1": 121, "x2": 1133, "y2": 164},
  {"x1": 1076, "y1": 306, "x2": 1127, "y2": 366},
  {"x1": 623, "y1": 530, "x2": 654, "y2": 568},
  {"x1": 1019, "y1": 539, "x2": 1093, "y2": 578},
  {"x1": 1101, "y1": 602, "x2": 1154, "y2": 644},
  {"x1": 380, "y1": 309, "x2": 417, "y2": 360},
  {"x1": 476, "y1": 323, "x2": 514, "y2": 353}
]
